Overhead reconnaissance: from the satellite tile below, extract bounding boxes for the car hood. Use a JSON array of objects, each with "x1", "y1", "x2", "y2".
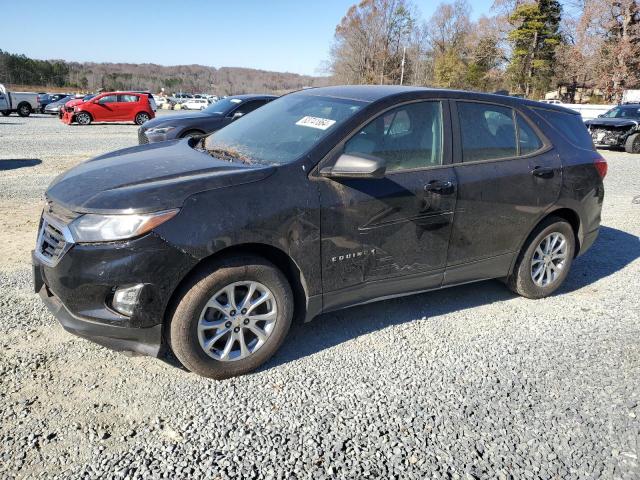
[
  {"x1": 585, "y1": 118, "x2": 639, "y2": 128},
  {"x1": 141, "y1": 112, "x2": 222, "y2": 130},
  {"x1": 46, "y1": 139, "x2": 275, "y2": 214},
  {"x1": 65, "y1": 98, "x2": 85, "y2": 108}
]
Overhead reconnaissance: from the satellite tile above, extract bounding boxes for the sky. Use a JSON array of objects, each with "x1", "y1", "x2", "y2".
[{"x1": 0, "y1": 0, "x2": 495, "y2": 76}]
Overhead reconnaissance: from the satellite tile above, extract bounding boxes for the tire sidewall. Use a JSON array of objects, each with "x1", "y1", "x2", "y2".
[
  {"x1": 169, "y1": 257, "x2": 293, "y2": 379},
  {"x1": 18, "y1": 104, "x2": 30, "y2": 117},
  {"x1": 77, "y1": 112, "x2": 91, "y2": 125},
  {"x1": 135, "y1": 113, "x2": 150, "y2": 125},
  {"x1": 513, "y1": 219, "x2": 575, "y2": 298},
  {"x1": 626, "y1": 133, "x2": 640, "y2": 154}
]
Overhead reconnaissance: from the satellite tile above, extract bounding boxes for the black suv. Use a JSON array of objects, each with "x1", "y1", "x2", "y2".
[
  {"x1": 585, "y1": 104, "x2": 640, "y2": 153},
  {"x1": 33, "y1": 86, "x2": 606, "y2": 379}
]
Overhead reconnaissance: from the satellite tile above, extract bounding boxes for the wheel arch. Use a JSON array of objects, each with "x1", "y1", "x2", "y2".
[
  {"x1": 508, "y1": 207, "x2": 582, "y2": 277},
  {"x1": 180, "y1": 128, "x2": 206, "y2": 138},
  {"x1": 163, "y1": 242, "x2": 311, "y2": 333}
]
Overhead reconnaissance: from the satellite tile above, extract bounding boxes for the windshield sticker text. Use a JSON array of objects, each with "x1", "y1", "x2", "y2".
[{"x1": 296, "y1": 116, "x2": 336, "y2": 130}]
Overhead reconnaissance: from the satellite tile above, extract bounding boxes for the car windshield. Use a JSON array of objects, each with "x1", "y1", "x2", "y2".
[
  {"x1": 601, "y1": 106, "x2": 640, "y2": 119},
  {"x1": 204, "y1": 94, "x2": 366, "y2": 165},
  {"x1": 202, "y1": 97, "x2": 244, "y2": 115},
  {"x1": 83, "y1": 94, "x2": 96, "y2": 101}
]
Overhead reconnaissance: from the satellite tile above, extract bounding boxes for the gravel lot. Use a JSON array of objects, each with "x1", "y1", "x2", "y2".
[{"x1": 0, "y1": 113, "x2": 638, "y2": 479}]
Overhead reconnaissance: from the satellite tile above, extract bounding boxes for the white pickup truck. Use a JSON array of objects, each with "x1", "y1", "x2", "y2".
[{"x1": 0, "y1": 83, "x2": 40, "y2": 117}]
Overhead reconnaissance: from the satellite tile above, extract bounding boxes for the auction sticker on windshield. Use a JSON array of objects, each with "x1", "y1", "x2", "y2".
[{"x1": 295, "y1": 116, "x2": 336, "y2": 130}]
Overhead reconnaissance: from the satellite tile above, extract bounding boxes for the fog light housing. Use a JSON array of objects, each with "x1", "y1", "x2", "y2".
[{"x1": 112, "y1": 284, "x2": 144, "y2": 316}]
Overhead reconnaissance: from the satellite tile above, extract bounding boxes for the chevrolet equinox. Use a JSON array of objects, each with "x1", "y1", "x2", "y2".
[{"x1": 33, "y1": 86, "x2": 606, "y2": 379}]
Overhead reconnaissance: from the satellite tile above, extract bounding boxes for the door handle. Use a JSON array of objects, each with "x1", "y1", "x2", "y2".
[
  {"x1": 424, "y1": 180, "x2": 454, "y2": 194},
  {"x1": 531, "y1": 166, "x2": 554, "y2": 178}
]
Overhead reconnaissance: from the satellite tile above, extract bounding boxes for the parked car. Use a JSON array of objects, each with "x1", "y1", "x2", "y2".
[
  {"x1": 138, "y1": 94, "x2": 276, "y2": 144},
  {"x1": 33, "y1": 86, "x2": 606, "y2": 379},
  {"x1": 44, "y1": 95, "x2": 75, "y2": 115},
  {"x1": 0, "y1": 83, "x2": 40, "y2": 117},
  {"x1": 539, "y1": 99, "x2": 562, "y2": 105},
  {"x1": 38, "y1": 93, "x2": 71, "y2": 113},
  {"x1": 59, "y1": 94, "x2": 98, "y2": 122},
  {"x1": 61, "y1": 92, "x2": 155, "y2": 125},
  {"x1": 181, "y1": 98, "x2": 209, "y2": 110},
  {"x1": 584, "y1": 104, "x2": 640, "y2": 153}
]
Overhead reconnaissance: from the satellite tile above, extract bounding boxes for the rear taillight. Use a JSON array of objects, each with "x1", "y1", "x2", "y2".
[{"x1": 594, "y1": 156, "x2": 607, "y2": 179}]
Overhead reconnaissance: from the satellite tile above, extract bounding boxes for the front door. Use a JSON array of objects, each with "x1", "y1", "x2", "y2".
[
  {"x1": 445, "y1": 100, "x2": 561, "y2": 285},
  {"x1": 317, "y1": 100, "x2": 457, "y2": 309},
  {"x1": 0, "y1": 85, "x2": 8, "y2": 111},
  {"x1": 93, "y1": 94, "x2": 119, "y2": 121}
]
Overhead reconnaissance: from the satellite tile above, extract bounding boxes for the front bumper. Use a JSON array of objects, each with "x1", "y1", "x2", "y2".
[
  {"x1": 32, "y1": 232, "x2": 198, "y2": 357},
  {"x1": 37, "y1": 281, "x2": 163, "y2": 356}
]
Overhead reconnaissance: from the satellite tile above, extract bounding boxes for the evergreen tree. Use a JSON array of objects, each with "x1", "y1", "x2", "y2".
[{"x1": 507, "y1": 0, "x2": 562, "y2": 98}]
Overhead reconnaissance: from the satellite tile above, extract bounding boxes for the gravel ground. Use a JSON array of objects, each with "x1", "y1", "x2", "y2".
[{"x1": 0, "y1": 114, "x2": 638, "y2": 479}]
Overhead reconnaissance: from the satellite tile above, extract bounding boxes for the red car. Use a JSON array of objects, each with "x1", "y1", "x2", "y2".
[{"x1": 61, "y1": 92, "x2": 154, "y2": 125}]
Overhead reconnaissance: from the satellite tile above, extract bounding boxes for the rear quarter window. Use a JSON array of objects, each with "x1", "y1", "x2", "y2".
[{"x1": 533, "y1": 108, "x2": 594, "y2": 150}]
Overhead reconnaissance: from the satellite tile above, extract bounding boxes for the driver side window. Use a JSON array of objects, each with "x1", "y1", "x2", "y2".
[
  {"x1": 98, "y1": 95, "x2": 117, "y2": 104},
  {"x1": 344, "y1": 101, "x2": 443, "y2": 171}
]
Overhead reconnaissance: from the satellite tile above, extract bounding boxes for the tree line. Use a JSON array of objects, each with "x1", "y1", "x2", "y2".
[
  {"x1": 0, "y1": 50, "x2": 330, "y2": 95},
  {"x1": 329, "y1": 0, "x2": 640, "y2": 102}
]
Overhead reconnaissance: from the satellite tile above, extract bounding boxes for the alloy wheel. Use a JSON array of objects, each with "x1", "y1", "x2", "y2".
[
  {"x1": 197, "y1": 281, "x2": 277, "y2": 362},
  {"x1": 530, "y1": 232, "x2": 568, "y2": 287}
]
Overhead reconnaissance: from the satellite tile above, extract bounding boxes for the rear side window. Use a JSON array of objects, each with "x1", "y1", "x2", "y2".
[
  {"x1": 534, "y1": 108, "x2": 594, "y2": 150},
  {"x1": 517, "y1": 114, "x2": 543, "y2": 155},
  {"x1": 118, "y1": 94, "x2": 139, "y2": 103},
  {"x1": 457, "y1": 102, "x2": 517, "y2": 161}
]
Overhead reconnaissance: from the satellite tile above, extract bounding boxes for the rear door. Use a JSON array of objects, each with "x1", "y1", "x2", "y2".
[
  {"x1": 318, "y1": 100, "x2": 457, "y2": 306},
  {"x1": 115, "y1": 94, "x2": 140, "y2": 120},
  {"x1": 445, "y1": 100, "x2": 561, "y2": 285}
]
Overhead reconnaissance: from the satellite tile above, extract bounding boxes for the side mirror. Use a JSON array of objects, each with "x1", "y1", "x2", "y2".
[
  {"x1": 320, "y1": 153, "x2": 386, "y2": 179},
  {"x1": 232, "y1": 111, "x2": 244, "y2": 120}
]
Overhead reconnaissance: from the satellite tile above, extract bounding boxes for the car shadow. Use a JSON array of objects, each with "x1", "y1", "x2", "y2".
[
  {"x1": 159, "y1": 226, "x2": 638, "y2": 375},
  {"x1": 262, "y1": 225, "x2": 639, "y2": 372},
  {"x1": 0, "y1": 158, "x2": 42, "y2": 170}
]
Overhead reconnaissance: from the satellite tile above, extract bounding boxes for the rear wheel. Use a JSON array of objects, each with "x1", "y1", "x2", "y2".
[
  {"x1": 135, "y1": 112, "x2": 150, "y2": 125},
  {"x1": 507, "y1": 217, "x2": 575, "y2": 299},
  {"x1": 76, "y1": 112, "x2": 92, "y2": 125},
  {"x1": 624, "y1": 133, "x2": 640, "y2": 154},
  {"x1": 17, "y1": 103, "x2": 31, "y2": 117},
  {"x1": 169, "y1": 256, "x2": 293, "y2": 379}
]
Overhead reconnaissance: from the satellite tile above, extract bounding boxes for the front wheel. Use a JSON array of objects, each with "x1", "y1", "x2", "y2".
[
  {"x1": 169, "y1": 256, "x2": 293, "y2": 379},
  {"x1": 135, "y1": 112, "x2": 150, "y2": 125},
  {"x1": 625, "y1": 133, "x2": 640, "y2": 154},
  {"x1": 76, "y1": 112, "x2": 92, "y2": 125},
  {"x1": 507, "y1": 217, "x2": 575, "y2": 299},
  {"x1": 1, "y1": 110, "x2": 10, "y2": 117}
]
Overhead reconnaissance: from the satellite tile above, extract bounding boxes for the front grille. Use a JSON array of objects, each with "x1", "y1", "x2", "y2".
[
  {"x1": 138, "y1": 129, "x2": 149, "y2": 145},
  {"x1": 35, "y1": 210, "x2": 75, "y2": 267}
]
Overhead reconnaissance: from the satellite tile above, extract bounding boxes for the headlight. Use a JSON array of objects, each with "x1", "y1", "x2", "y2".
[
  {"x1": 146, "y1": 126, "x2": 175, "y2": 135},
  {"x1": 69, "y1": 209, "x2": 179, "y2": 243}
]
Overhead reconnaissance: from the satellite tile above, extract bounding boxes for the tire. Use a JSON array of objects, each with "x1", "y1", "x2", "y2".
[
  {"x1": 135, "y1": 112, "x2": 150, "y2": 125},
  {"x1": 1, "y1": 110, "x2": 10, "y2": 117},
  {"x1": 17, "y1": 103, "x2": 31, "y2": 117},
  {"x1": 180, "y1": 129, "x2": 205, "y2": 139},
  {"x1": 506, "y1": 216, "x2": 575, "y2": 299},
  {"x1": 76, "y1": 112, "x2": 92, "y2": 125},
  {"x1": 169, "y1": 255, "x2": 293, "y2": 379},
  {"x1": 624, "y1": 133, "x2": 640, "y2": 154}
]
